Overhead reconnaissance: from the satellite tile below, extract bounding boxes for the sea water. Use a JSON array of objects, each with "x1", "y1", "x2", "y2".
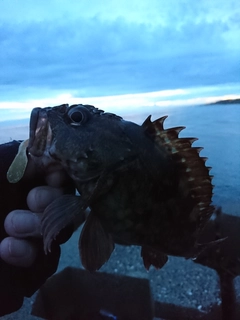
[
  {"x1": 0, "y1": 103, "x2": 239, "y2": 214},
  {"x1": 152, "y1": 103, "x2": 240, "y2": 213}
]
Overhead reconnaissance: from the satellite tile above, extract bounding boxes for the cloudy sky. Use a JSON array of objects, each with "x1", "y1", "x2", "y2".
[{"x1": 0, "y1": 0, "x2": 240, "y2": 112}]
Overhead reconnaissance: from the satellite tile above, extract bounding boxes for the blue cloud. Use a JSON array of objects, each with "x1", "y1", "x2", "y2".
[{"x1": 0, "y1": 12, "x2": 239, "y2": 100}]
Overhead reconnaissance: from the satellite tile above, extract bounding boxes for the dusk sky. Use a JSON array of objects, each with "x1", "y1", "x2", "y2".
[{"x1": 0, "y1": 0, "x2": 240, "y2": 112}]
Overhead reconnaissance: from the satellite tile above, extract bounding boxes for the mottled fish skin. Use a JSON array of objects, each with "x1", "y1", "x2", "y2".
[{"x1": 27, "y1": 104, "x2": 214, "y2": 271}]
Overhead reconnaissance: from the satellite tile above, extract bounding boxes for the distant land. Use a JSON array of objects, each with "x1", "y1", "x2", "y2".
[{"x1": 205, "y1": 98, "x2": 240, "y2": 105}]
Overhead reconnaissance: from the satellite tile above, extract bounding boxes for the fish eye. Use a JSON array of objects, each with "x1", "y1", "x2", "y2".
[{"x1": 67, "y1": 106, "x2": 88, "y2": 125}]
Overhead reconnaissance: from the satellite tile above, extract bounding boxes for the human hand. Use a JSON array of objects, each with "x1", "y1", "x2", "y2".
[
  {"x1": 0, "y1": 141, "x2": 75, "y2": 316},
  {"x1": 0, "y1": 184, "x2": 68, "y2": 267}
]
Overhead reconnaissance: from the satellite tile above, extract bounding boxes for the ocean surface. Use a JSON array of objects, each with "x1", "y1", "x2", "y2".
[{"x1": 0, "y1": 103, "x2": 239, "y2": 214}]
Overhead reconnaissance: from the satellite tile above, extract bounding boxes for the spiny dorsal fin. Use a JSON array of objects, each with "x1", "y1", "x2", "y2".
[
  {"x1": 143, "y1": 114, "x2": 214, "y2": 231},
  {"x1": 141, "y1": 115, "x2": 152, "y2": 130}
]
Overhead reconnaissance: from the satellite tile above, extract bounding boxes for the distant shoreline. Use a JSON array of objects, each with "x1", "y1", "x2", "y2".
[{"x1": 205, "y1": 98, "x2": 240, "y2": 106}]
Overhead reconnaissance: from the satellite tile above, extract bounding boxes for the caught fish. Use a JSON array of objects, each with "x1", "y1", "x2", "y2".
[{"x1": 8, "y1": 104, "x2": 214, "y2": 272}]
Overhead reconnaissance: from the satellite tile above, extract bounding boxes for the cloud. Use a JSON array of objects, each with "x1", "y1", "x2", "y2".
[
  {"x1": 1, "y1": 0, "x2": 239, "y2": 25},
  {"x1": 1, "y1": 85, "x2": 240, "y2": 116},
  {"x1": 0, "y1": 1, "x2": 239, "y2": 100}
]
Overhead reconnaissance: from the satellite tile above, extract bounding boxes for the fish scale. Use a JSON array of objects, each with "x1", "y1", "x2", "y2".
[{"x1": 7, "y1": 104, "x2": 215, "y2": 272}]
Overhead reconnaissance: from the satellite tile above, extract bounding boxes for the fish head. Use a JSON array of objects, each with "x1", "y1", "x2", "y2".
[{"x1": 28, "y1": 104, "x2": 136, "y2": 181}]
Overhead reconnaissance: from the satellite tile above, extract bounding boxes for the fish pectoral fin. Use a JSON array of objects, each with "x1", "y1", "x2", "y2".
[
  {"x1": 141, "y1": 246, "x2": 168, "y2": 270},
  {"x1": 192, "y1": 236, "x2": 228, "y2": 260},
  {"x1": 41, "y1": 194, "x2": 84, "y2": 254},
  {"x1": 79, "y1": 213, "x2": 115, "y2": 272}
]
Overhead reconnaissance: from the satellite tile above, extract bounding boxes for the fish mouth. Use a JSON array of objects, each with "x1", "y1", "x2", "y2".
[{"x1": 28, "y1": 107, "x2": 52, "y2": 157}]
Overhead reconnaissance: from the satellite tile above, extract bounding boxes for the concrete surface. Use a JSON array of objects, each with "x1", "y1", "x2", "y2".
[
  {"x1": 0, "y1": 228, "x2": 226, "y2": 319},
  {"x1": 1, "y1": 104, "x2": 239, "y2": 319}
]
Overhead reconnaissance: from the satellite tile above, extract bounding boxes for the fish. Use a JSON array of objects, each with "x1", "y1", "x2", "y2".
[{"x1": 7, "y1": 104, "x2": 214, "y2": 272}]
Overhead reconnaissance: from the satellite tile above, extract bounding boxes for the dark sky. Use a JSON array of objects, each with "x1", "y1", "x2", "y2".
[{"x1": 0, "y1": 0, "x2": 239, "y2": 109}]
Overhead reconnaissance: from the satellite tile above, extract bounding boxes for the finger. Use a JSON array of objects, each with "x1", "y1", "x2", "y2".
[
  {"x1": 4, "y1": 210, "x2": 42, "y2": 238},
  {"x1": 0, "y1": 237, "x2": 37, "y2": 267},
  {"x1": 27, "y1": 186, "x2": 65, "y2": 213}
]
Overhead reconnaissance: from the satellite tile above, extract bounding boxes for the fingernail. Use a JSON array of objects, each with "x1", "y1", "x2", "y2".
[
  {"x1": 11, "y1": 213, "x2": 37, "y2": 234},
  {"x1": 9, "y1": 239, "x2": 29, "y2": 257}
]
